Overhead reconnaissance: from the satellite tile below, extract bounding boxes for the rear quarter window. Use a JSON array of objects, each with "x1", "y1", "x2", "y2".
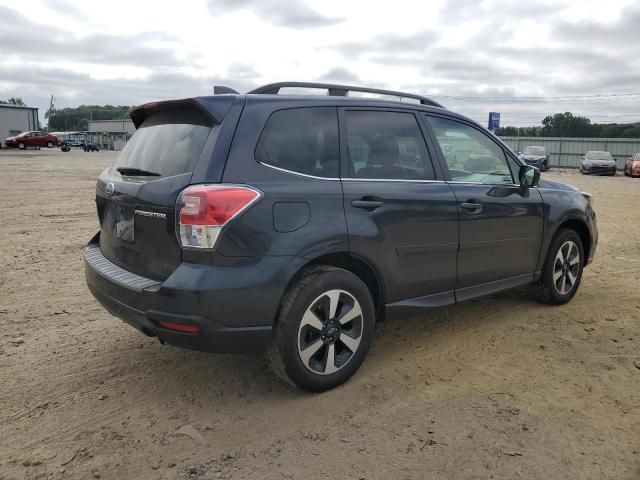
[
  {"x1": 255, "y1": 107, "x2": 339, "y2": 178},
  {"x1": 114, "y1": 105, "x2": 213, "y2": 178}
]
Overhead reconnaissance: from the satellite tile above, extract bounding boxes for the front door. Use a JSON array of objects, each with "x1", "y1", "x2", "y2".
[
  {"x1": 423, "y1": 115, "x2": 544, "y2": 301},
  {"x1": 340, "y1": 108, "x2": 459, "y2": 305}
]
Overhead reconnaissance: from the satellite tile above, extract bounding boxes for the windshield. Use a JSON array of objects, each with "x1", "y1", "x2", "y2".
[
  {"x1": 114, "y1": 107, "x2": 213, "y2": 178},
  {"x1": 586, "y1": 151, "x2": 612, "y2": 161},
  {"x1": 524, "y1": 146, "x2": 545, "y2": 155}
]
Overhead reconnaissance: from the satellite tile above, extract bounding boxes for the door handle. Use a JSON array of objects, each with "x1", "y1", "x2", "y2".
[
  {"x1": 460, "y1": 201, "x2": 483, "y2": 214},
  {"x1": 352, "y1": 200, "x2": 384, "y2": 210}
]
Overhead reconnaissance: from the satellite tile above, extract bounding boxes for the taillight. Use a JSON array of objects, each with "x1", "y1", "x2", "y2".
[{"x1": 177, "y1": 185, "x2": 260, "y2": 249}]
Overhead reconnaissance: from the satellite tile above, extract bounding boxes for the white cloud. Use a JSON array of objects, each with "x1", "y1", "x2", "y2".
[{"x1": 0, "y1": 0, "x2": 638, "y2": 127}]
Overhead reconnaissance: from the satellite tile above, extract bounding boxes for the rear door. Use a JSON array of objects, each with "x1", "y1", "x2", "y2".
[
  {"x1": 423, "y1": 114, "x2": 544, "y2": 299},
  {"x1": 96, "y1": 102, "x2": 218, "y2": 280},
  {"x1": 36, "y1": 132, "x2": 48, "y2": 146},
  {"x1": 340, "y1": 108, "x2": 459, "y2": 305}
]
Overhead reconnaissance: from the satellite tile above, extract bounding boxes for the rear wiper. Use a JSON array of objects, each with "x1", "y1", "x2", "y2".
[{"x1": 116, "y1": 167, "x2": 161, "y2": 177}]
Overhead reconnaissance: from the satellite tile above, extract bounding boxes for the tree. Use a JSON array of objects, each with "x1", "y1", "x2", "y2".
[
  {"x1": 0, "y1": 97, "x2": 26, "y2": 106},
  {"x1": 46, "y1": 104, "x2": 132, "y2": 131},
  {"x1": 599, "y1": 124, "x2": 624, "y2": 138},
  {"x1": 496, "y1": 126, "x2": 519, "y2": 136},
  {"x1": 620, "y1": 125, "x2": 640, "y2": 138},
  {"x1": 541, "y1": 112, "x2": 594, "y2": 137}
]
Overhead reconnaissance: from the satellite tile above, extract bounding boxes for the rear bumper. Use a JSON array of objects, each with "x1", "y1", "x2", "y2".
[{"x1": 84, "y1": 238, "x2": 304, "y2": 353}]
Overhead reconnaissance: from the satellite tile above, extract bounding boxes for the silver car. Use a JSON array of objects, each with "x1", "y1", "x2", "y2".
[{"x1": 581, "y1": 151, "x2": 617, "y2": 176}]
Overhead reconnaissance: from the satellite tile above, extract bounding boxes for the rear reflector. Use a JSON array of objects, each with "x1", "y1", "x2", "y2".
[
  {"x1": 157, "y1": 320, "x2": 200, "y2": 334},
  {"x1": 177, "y1": 185, "x2": 261, "y2": 249}
]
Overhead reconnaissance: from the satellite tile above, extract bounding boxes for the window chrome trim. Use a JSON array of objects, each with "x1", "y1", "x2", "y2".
[
  {"x1": 446, "y1": 181, "x2": 521, "y2": 187},
  {"x1": 341, "y1": 177, "x2": 445, "y2": 184},
  {"x1": 259, "y1": 162, "x2": 532, "y2": 187},
  {"x1": 258, "y1": 161, "x2": 340, "y2": 181}
]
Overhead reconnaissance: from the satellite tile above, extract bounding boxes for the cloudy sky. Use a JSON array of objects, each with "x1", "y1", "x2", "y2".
[{"x1": 0, "y1": 0, "x2": 638, "y2": 127}]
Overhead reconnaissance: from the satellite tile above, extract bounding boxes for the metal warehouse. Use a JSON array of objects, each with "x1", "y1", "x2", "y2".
[
  {"x1": 87, "y1": 119, "x2": 135, "y2": 151},
  {"x1": 0, "y1": 104, "x2": 39, "y2": 143}
]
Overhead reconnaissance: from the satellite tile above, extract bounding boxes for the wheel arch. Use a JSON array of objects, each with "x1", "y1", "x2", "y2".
[
  {"x1": 279, "y1": 252, "x2": 385, "y2": 321},
  {"x1": 552, "y1": 218, "x2": 592, "y2": 265}
]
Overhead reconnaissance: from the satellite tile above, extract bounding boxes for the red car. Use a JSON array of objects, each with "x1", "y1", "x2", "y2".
[{"x1": 4, "y1": 131, "x2": 59, "y2": 149}]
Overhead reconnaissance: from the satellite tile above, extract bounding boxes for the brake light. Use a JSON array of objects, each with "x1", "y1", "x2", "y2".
[{"x1": 177, "y1": 185, "x2": 260, "y2": 249}]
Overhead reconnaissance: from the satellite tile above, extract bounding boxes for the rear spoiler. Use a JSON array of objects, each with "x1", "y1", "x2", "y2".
[{"x1": 128, "y1": 96, "x2": 237, "y2": 129}]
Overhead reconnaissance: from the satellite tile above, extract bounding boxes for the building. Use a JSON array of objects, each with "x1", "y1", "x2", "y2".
[
  {"x1": 0, "y1": 104, "x2": 39, "y2": 143},
  {"x1": 87, "y1": 119, "x2": 135, "y2": 150}
]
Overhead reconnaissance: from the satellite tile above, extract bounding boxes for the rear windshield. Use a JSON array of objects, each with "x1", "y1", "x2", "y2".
[
  {"x1": 586, "y1": 151, "x2": 612, "y2": 160},
  {"x1": 524, "y1": 146, "x2": 545, "y2": 155},
  {"x1": 114, "y1": 105, "x2": 213, "y2": 177}
]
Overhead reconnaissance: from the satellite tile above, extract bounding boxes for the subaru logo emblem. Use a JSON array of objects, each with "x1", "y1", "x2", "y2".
[{"x1": 105, "y1": 182, "x2": 115, "y2": 196}]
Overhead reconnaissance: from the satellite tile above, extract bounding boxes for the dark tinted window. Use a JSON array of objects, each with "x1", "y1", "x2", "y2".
[
  {"x1": 256, "y1": 107, "x2": 339, "y2": 178},
  {"x1": 345, "y1": 111, "x2": 435, "y2": 180},
  {"x1": 425, "y1": 116, "x2": 514, "y2": 184},
  {"x1": 114, "y1": 106, "x2": 213, "y2": 178}
]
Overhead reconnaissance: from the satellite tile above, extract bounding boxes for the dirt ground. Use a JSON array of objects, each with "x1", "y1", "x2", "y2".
[{"x1": 0, "y1": 148, "x2": 639, "y2": 480}]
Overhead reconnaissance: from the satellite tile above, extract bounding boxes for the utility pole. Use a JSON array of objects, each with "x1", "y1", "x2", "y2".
[{"x1": 46, "y1": 94, "x2": 55, "y2": 131}]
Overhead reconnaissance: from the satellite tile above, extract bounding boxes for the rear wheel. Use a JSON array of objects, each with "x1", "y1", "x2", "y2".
[
  {"x1": 531, "y1": 229, "x2": 584, "y2": 305},
  {"x1": 267, "y1": 266, "x2": 375, "y2": 392}
]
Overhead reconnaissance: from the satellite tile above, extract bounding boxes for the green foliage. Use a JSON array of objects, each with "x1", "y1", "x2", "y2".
[
  {"x1": 0, "y1": 97, "x2": 26, "y2": 106},
  {"x1": 541, "y1": 112, "x2": 597, "y2": 137},
  {"x1": 495, "y1": 126, "x2": 542, "y2": 137},
  {"x1": 620, "y1": 125, "x2": 640, "y2": 138},
  {"x1": 500, "y1": 112, "x2": 640, "y2": 139},
  {"x1": 46, "y1": 104, "x2": 131, "y2": 131}
]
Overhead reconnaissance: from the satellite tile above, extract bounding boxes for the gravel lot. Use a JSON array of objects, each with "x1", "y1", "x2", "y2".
[{"x1": 1, "y1": 148, "x2": 639, "y2": 480}]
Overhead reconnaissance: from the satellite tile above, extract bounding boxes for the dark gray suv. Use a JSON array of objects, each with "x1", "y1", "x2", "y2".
[{"x1": 84, "y1": 82, "x2": 598, "y2": 391}]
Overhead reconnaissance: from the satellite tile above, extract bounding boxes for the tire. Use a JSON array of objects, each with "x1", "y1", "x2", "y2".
[
  {"x1": 267, "y1": 265, "x2": 375, "y2": 392},
  {"x1": 531, "y1": 228, "x2": 584, "y2": 305},
  {"x1": 18, "y1": 142, "x2": 25, "y2": 150},
  {"x1": 47, "y1": 141, "x2": 54, "y2": 148}
]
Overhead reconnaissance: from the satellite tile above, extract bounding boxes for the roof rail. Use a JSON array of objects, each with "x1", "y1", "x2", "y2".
[{"x1": 247, "y1": 82, "x2": 444, "y2": 108}]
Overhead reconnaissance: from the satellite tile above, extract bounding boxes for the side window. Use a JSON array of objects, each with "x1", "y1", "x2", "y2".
[
  {"x1": 425, "y1": 116, "x2": 514, "y2": 184},
  {"x1": 256, "y1": 107, "x2": 339, "y2": 178},
  {"x1": 345, "y1": 111, "x2": 436, "y2": 180}
]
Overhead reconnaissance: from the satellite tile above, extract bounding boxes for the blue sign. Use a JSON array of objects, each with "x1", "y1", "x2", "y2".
[{"x1": 488, "y1": 112, "x2": 500, "y2": 131}]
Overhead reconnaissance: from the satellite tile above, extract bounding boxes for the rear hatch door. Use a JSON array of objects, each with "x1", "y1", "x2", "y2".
[{"x1": 96, "y1": 101, "x2": 218, "y2": 280}]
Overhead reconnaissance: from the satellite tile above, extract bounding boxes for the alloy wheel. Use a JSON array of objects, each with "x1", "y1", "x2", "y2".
[
  {"x1": 297, "y1": 289, "x2": 363, "y2": 375},
  {"x1": 553, "y1": 240, "x2": 580, "y2": 295}
]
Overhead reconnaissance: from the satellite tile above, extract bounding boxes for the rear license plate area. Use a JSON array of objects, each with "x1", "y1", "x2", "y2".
[{"x1": 106, "y1": 203, "x2": 134, "y2": 242}]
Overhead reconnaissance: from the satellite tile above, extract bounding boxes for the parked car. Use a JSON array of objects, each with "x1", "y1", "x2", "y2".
[
  {"x1": 519, "y1": 146, "x2": 550, "y2": 171},
  {"x1": 83, "y1": 142, "x2": 100, "y2": 152},
  {"x1": 580, "y1": 151, "x2": 617, "y2": 175},
  {"x1": 84, "y1": 82, "x2": 598, "y2": 392},
  {"x1": 4, "y1": 131, "x2": 59, "y2": 149},
  {"x1": 624, "y1": 153, "x2": 640, "y2": 177}
]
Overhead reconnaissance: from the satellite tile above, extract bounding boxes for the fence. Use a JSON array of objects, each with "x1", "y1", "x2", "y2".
[{"x1": 498, "y1": 137, "x2": 640, "y2": 170}]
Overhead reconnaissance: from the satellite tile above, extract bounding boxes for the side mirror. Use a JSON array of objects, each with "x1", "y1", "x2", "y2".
[{"x1": 519, "y1": 164, "x2": 540, "y2": 188}]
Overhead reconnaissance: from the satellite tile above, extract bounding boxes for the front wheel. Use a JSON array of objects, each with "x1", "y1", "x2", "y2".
[
  {"x1": 531, "y1": 229, "x2": 584, "y2": 305},
  {"x1": 18, "y1": 142, "x2": 25, "y2": 150},
  {"x1": 267, "y1": 266, "x2": 375, "y2": 392},
  {"x1": 47, "y1": 141, "x2": 54, "y2": 148}
]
